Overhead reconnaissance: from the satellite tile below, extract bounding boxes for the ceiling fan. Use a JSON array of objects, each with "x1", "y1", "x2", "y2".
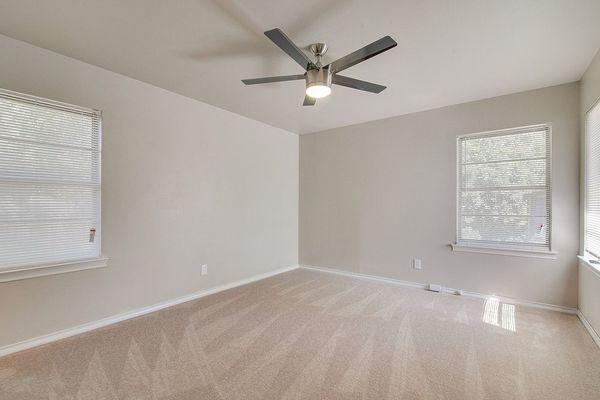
[{"x1": 242, "y1": 28, "x2": 397, "y2": 106}]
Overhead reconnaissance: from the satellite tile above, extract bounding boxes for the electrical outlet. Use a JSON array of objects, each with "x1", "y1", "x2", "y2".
[
  {"x1": 413, "y1": 258, "x2": 422, "y2": 270},
  {"x1": 201, "y1": 264, "x2": 208, "y2": 275}
]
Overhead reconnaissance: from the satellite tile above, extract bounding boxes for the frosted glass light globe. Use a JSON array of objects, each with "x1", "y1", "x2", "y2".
[{"x1": 305, "y1": 85, "x2": 332, "y2": 99}]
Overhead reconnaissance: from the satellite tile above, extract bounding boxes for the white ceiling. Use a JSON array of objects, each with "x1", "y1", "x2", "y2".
[{"x1": 0, "y1": 0, "x2": 599, "y2": 134}]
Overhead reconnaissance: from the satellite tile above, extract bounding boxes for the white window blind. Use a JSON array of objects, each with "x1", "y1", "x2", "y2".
[
  {"x1": 0, "y1": 89, "x2": 101, "y2": 271},
  {"x1": 585, "y1": 100, "x2": 600, "y2": 259},
  {"x1": 456, "y1": 125, "x2": 551, "y2": 251}
]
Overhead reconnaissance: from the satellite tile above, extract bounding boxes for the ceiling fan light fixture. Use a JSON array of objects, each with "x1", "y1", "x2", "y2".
[
  {"x1": 305, "y1": 68, "x2": 332, "y2": 99},
  {"x1": 306, "y1": 84, "x2": 331, "y2": 98}
]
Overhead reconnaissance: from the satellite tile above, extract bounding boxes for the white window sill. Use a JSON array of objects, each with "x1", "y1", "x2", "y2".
[
  {"x1": 450, "y1": 244, "x2": 557, "y2": 259},
  {"x1": 0, "y1": 256, "x2": 109, "y2": 283},
  {"x1": 577, "y1": 255, "x2": 600, "y2": 278}
]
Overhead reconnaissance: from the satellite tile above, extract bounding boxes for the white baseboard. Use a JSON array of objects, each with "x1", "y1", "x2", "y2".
[
  {"x1": 300, "y1": 264, "x2": 578, "y2": 315},
  {"x1": 577, "y1": 310, "x2": 600, "y2": 349},
  {"x1": 301, "y1": 265, "x2": 428, "y2": 290},
  {"x1": 0, "y1": 264, "x2": 299, "y2": 358}
]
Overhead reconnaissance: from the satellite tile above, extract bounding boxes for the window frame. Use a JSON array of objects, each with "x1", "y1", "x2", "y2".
[
  {"x1": 0, "y1": 88, "x2": 107, "y2": 282},
  {"x1": 452, "y1": 124, "x2": 556, "y2": 259},
  {"x1": 583, "y1": 96, "x2": 600, "y2": 265}
]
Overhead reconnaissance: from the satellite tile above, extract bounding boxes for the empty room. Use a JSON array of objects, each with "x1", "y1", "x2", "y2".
[{"x1": 0, "y1": 1, "x2": 599, "y2": 399}]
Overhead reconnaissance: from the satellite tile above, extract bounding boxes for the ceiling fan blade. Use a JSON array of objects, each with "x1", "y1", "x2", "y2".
[
  {"x1": 326, "y1": 36, "x2": 397, "y2": 73},
  {"x1": 332, "y1": 75, "x2": 386, "y2": 93},
  {"x1": 303, "y1": 95, "x2": 316, "y2": 106},
  {"x1": 264, "y1": 28, "x2": 315, "y2": 70},
  {"x1": 242, "y1": 74, "x2": 305, "y2": 85}
]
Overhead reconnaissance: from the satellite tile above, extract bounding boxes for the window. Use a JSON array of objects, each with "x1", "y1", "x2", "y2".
[
  {"x1": 0, "y1": 89, "x2": 105, "y2": 281},
  {"x1": 454, "y1": 124, "x2": 552, "y2": 256},
  {"x1": 585, "y1": 100, "x2": 600, "y2": 260}
]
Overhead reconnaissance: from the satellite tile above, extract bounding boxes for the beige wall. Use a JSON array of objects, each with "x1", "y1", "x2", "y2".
[
  {"x1": 579, "y1": 48, "x2": 600, "y2": 337},
  {"x1": 579, "y1": 262, "x2": 600, "y2": 337},
  {"x1": 300, "y1": 83, "x2": 580, "y2": 307},
  {"x1": 581, "y1": 49, "x2": 600, "y2": 115},
  {"x1": 0, "y1": 35, "x2": 298, "y2": 348}
]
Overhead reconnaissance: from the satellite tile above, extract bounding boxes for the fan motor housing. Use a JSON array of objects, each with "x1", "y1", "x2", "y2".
[{"x1": 306, "y1": 68, "x2": 332, "y2": 90}]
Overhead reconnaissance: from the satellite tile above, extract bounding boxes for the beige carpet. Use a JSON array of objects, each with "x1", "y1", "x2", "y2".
[{"x1": 1, "y1": 268, "x2": 599, "y2": 399}]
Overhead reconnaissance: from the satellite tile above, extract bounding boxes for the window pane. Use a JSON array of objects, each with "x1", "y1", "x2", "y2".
[
  {"x1": 0, "y1": 140, "x2": 95, "y2": 183},
  {"x1": 460, "y1": 215, "x2": 548, "y2": 245},
  {"x1": 0, "y1": 97, "x2": 96, "y2": 149},
  {"x1": 463, "y1": 159, "x2": 546, "y2": 188},
  {"x1": 461, "y1": 189, "x2": 547, "y2": 217},
  {"x1": 463, "y1": 130, "x2": 546, "y2": 163},
  {"x1": 0, "y1": 184, "x2": 98, "y2": 222}
]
